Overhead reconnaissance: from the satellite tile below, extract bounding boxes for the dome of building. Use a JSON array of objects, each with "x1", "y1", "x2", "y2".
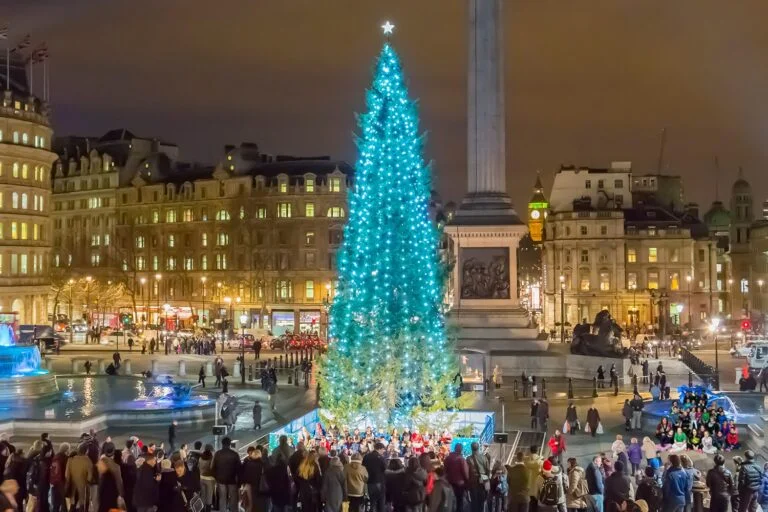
[
  {"x1": 732, "y1": 177, "x2": 751, "y2": 194},
  {"x1": 703, "y1": 201, "x2": 730, "y2": 229}
]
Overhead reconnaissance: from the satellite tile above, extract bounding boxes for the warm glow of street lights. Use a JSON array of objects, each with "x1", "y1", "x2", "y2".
[
  {"x1": 224, "y1": 296, "x2": 232, "y2": 304},
  {"x1": 155, "y1": 273, "x2": 162, "y2": 281},
  {"x1": 200, "y1": 276, "x2": 207, "y2": 283},
  {"x1": 140, "y1": 277, "x2": 146, "y2": 285},
  {"x1": 85, "y1": 275, "x2": 92, "y2": 283},
  {"x1": 711, "y1": 317, "x2": 721, "y2": 331},
  {"x1": 686, "y1": 275, "x2": 692, "y2": 283}
]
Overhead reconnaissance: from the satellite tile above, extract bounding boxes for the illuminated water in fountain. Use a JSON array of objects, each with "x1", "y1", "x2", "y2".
[{"x1": 0, "y1": 323, "x2": 46, "y2": 376}]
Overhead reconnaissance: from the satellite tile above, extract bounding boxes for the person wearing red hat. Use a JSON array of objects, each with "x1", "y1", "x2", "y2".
[{"x1": 536, "y1": 459, "x2": 566, "y2": 512}]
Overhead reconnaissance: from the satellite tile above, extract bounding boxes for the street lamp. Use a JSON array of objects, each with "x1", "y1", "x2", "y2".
[
  {"x1": 559, "y1": 275, "x2": 565, "y2": 343},
  {"x1": 154, "y1": 273, "x2": 162, "y2": 346},
  {"x1": 629, "y1": 283, "x2": 637, "y2": 326},
  {"x1": 686, "y1": 274, "x2": 693, "y2": 328},
  {"x1": 223, "y1": 296, "x2": 232, "y2": 352},
  {"x1": 67, "y1": 279, "x2": 75, "y2": 345},
  {"x1": 240, "y1": 313, "x2": 248, "y2": 384},
  {"x1": 711, "y1": 317, "x2": 721, "y2": 390},
  {"x1": 140, "y1": 277, "x2": 147, "y2": 328},
  {"x1": 85, "y1": 275, "x2": 93, "y2": 330},
  {"x1": 163, "y1": 303, "x2": 171, "y2": 354},
  {"x1": 758, "y1": 279, "x2": 765, "y2": 328},
  {"x1": 200, "y1": 276, "x2": 207, "y2": 328}
]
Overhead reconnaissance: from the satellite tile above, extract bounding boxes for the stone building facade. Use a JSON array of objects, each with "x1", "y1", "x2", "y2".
[{"x1": 0, "y1": 70, "x2": 57, "y2": 324}]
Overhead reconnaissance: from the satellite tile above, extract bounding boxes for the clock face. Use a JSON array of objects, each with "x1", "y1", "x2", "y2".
[{"x1": 531, "y1": 209, "x2": 541, "y2": 220}]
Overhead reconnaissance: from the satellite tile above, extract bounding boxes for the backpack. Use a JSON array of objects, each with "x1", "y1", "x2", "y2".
[
  {"x1": 26, "y1": 458, "x2": 40, "y2": 496},
  {"x1": 50, "y1": 456, "x2": 65, "y2": 486},
  {"x1": 638, "y1": 480, "x2": 662, "y2": 512},
  {"x1": 539, "y1": 476, "x2": 561, "y2": 507}
]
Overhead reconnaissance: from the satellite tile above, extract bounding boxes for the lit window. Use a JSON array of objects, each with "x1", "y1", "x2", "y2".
[
  {"x1": 201, "y1": 233, "x2": 208, "y2": 247},
  {"x1": 20, "y1": 194, "x2": 27, "y2": 209},
  {"x1": 12, "y1": 162, "x2": 18, "y2": 178},
  {"x1": 305, "y1": 280, "x2": 315, "y2": 300},
  {"x1": 741, "y1": 279, "x2": 749, "y2": 293},
  {"x1": 626, "y1": 248, "x2": 637, "y2": 263},
  {"x1": 91, "y1": 235, "x2": 100, "y2": 246},
  {"x1": 184, "y1": 257, "x2": 194, "y2": 271},
  {"x1": 21, "y1": 133, "x2": 28, "y2": 145},
  {"x1": 627, "y1": 272, "x2": 637, "y2": 289},
  {"x1": 12, "y1": 132, "x2": 18, "y2": 143},
  {"x1": 670, "y1": 249, "x2": 679, "y2": 263},
  {"x1": 648, "y1": 247, "x2": 658, "y2": 263},
  {"x1": 152, "y1": 210, "x2": 159, "y2": 223},
  {"x1": 279, "y1": 182, "x2": 288, "y2": 193},
  {"x1": 166, "y1": 257, "x2": 176, "y2": 271},
  {"x1": 580, "y1": 275, "x2": 590, "y2": 291},
  {"x1": 599, "y1": 272, "x2": 610, "y2": 291},
  {"x1": 239, "y1": 206, "x2": 245, "y2": 219},
  {"x1": 215, "y1": 209, "x2": 230, "y2": 221},
  {"x1": 277, "y1": 203, "x2": 292, "y2": 218},
  {"x1": 669, "y1": 272, "x2": 680, "y2": 291},
  {"x1": 648, "y1": 271, "x2": 659, "y2": 290},
  {"x1": 21, "y1": 164, "x2": 27, "y2": 179},
  {"x1": 257, "y1": 207, "x2": 267, "y2": 219},
  {"x1": 11, "y1": 193, "x2": 17, "y2": 209},
  {"x1": 166, "y1": 210, "x2": 177, "y2": 223},
  {"x1": 327, "y1": 207, "x2": 345, "y2": 218},
  {"x1": 716, "y1": 263, "x2": 723, "y2": 273},
  {"x1": 136, "y1": 236, "x2": 145, "y2": 248},
  {"x1": 168, "y1": 235, "x2": 175, "y2": 248},
  {"x1": 305, "y1": 203, "x2": 315, "y2": 217},
  {"x1": 216, "y1": 253, "x2": 227, "y2": 270},
  {"x1": 136, "y1": 256, "x2": 146, "y2": 270},
  {"x1": 305, "y1": 231, "x2": 315, "y2": 245},
  {"x1": 32, "y1": 224, "x2": 38, "y2": 241},
  {"x1": 20, "y1": 223, "x2": 27, "y2": 240},
  {"x1": 305, "y1": 178, "x2": 315, "y2": 192},
  {"x1": 20, "y1": 254, "x2": 27, "y2": 274},
  {"x1": 201, "y1": 255, "x2": 208, "y2": 270},
  {"x1": 276, "y1": 280, "x2": 292, "y2": 299},
  {"x1": 11, "y1": 222, "x2": 17, "y2": 239},
  {"x1": 183, "y1": 209, "x2": 193, "y2": 222},
  {"x1": 217, "y1": 233, "x2": 229, "y2": 246},
  {"x1": 329, "y1": 177, "x2": 341, "y2": 192},
  {"x1": 90, "y1": 253, "x2": 100, "y2": 267}
]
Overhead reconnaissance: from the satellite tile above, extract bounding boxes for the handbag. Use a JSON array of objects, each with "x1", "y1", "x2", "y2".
[
  {"x1": 596, "y1": 422, "x2": 604, "y2": 435},
  {"x1": 562, "y1": 421, "x2": 570, "y2": 434},
  {"x1": 179, "y1": 483, "x2": 205, "y2": 512}
]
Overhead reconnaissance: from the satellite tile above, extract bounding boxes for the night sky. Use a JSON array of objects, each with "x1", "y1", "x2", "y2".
[{"x1": 3, "y1": 0, "x2": 768, "y2": 212}]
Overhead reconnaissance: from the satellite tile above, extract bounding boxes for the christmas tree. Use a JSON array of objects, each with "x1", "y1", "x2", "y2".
[{"x1": 319, "y1": 32, "x2": 459, "y2": 427}]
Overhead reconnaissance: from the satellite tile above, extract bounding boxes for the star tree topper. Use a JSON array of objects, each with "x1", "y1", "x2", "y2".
[{"x1": 382, "y1": 21, "x2": 395, "y2": 35}]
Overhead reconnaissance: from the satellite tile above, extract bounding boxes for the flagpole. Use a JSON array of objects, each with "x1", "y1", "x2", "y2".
[
  {"x1": 43, "y1": 58, "x2": 48, "y2": 102},
  {"x1": 28, "y1": 57, "x2": 32, "y2": 96},
  {"x1": 5, "y1": 44, "x2": 8, "y2": 91}
]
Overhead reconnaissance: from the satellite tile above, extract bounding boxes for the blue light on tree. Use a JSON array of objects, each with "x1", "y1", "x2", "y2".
[{"x1": 318, "y1": 36, "x2": 458, "y2": 426}]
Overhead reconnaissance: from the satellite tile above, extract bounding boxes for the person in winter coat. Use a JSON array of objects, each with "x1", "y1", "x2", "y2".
[
  {"x1": 506, "y1": 451, "x2": 530, "y2": 512},
  {"x1": 430, "y1": 466, "x2": 457, "y2": 512},
  {"x1": 444, "y1": 444, "x2": 469, "y2": 512},
  {"x1": 737, "y1": 450, "x2": 763, "y2": 512},
  {"x1": 50, "y1": 442, "x2": 69, "y2": 512},
  {"x1": 198, "y1": 444, "x2": 215, "y2": 510},
  {"x1": 403, "y1": 456, "x2": 428, "y2": 512},
  {"x1": 535, "y1": 460, "x2": 566, "y2": 512},
  {"x1": 97, "y1": 457, "x2": 121, "y2": 512},
  {"x1": 345, "y1": 453, "x2": 370, "y2": 512},
  {"x1": 548, "y1": 430, "x2": 567, "y2": 467},
  {"x1": 100, "y1": 442, "x2": 125, "y2": 500},
  {"x1": 706, "y1": 454, "x2": 734, "y2": 512},
  {"x1": 386, "y1": 457, "x2": 407, "y2": 512},
  {"x1": 627, "y1": 439, "x2": 643, "y2": 476},
  {"x1": 662, "y1": 454, "x2": 691, "y2": 512},
  {"x1": 565, "y1": 404, "x2": 579, "y2": 434},
  {"x1": 585, "y1": 456, "x2": 604, "y2": 512},
  {"x1": 622, "y1": 401, "x2": 632, "y2": 431},
  {"x1": 65, "y1": 443, "x2": 94, "y2": 511},
  {"x1": 597, "y1": 366, "x2": 606, "y2": 388},
  {"x1": 241, "y1": 445, "x2": 269, "y2": 512},
  {"x1": 641, "y1": 438, "x2": 657, "y2": 466},
  {"x1": 759, "y1": 462, "x2": 768, "y2": 512},
  {"x1": 629, "y1": 393, "x2": 645, "y2": 431},
  {"x1": 490, "y1": 460, "x2": 508, "y2": 512},
  {"x1": 253, "y1": 401, "x2": 263, "y2": 430},
  {"x1": 170, "y1": 459, "x2": 200, "y2": 512},
  {"x1": 321, "y1": 455, "x2": 346, "y2": 512},
  {"x1": 566, "y1": 458, "x2": 588, "y2": 512},
  {"x1": 604, "y1": 461, "x2": 631, "y2": 510},
  {"x1": 586, "y1": 408, "x2": 601, "y2": 437},
  {"x1": 266, "y1": 456, "x2": 294, "y2": 512},
  {"x1": 212, "y1": 437, "x2": 241, "y2": 512},
  {"x1": 537, "y1": 400, "x2": 550, "y2": 434},
  {"x1": 635, "y1": 467, "x2": 662, "y2": 512},
  {"x1": 297, "y1": 451, "x2": 323, "y2": 512},
  {"x1": 525, "y1": 445, "x2": 545, "y2": 512},
  {"x1": 27, "y1": 443, "x2": 52, "y2": 512},
  {"x1": 158, "y1": 458, "x2": 179, "y2": 508},
  {"x1": 611, "y1": 436, "x2": 626, "y2": 463},
  {"x1": 121, "y1": 440, "x2": 138, "y2": 512},
  {"x1": 467, "y1": 442, "x2": 491, "y2": 512}
]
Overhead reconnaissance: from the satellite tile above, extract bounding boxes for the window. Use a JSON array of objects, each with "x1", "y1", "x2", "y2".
[
  {"x1": 585, "y1": 180, "x2": 591, "y2": 189},
  {"x1": 12, "y1": 162, "x2": 18, "y2": 178},
  {"x1": 599, "y1": 272, "x2": 610, "y2": 291},
  {"x1": 20, "y1": 254, "x2": 27, "y2": 274},
  {"x1": 305, "y1": 252, "x2": 316, "y2": 268},
  {"x1": 305, "y1": 280, "x2": 315, "y2": 300},
  {"x1": 580, "y1": 226, "x2": 587, "y2": 236},
  {"x1": 648, "y1": 271, "x2": 659, "y2": 290},
  {"x1": 20, "y1": 223, "x2": 27, "y2": 240},
  {"x1": 598, "y1": 180, "x2": 604, "y2": 189},
  {"x1": 741, "y1": 279, "x2": 749, "y2": 293},
  {"x1": 279, "y1": 181, "x2": 288, "y2": 193},
  {"x1": 184, "y1": 257, "x2": 194, "y2": 271},
  {"x1": 152, "y1": 255, "x2": 159, "y2": 271},
  {"x1": 20, "y1": 193, "x2": 27, "y2": 209},
  {"x1": 11, "y1": 222, "x2": 17, "y2": 239},
  {"x1": 21, "y1": 164, "x2": 27, "y2": 179},
  {"x1": 257, "y1": 207, "x2": 267, "y2": 219},
  {"x1": 305, "y1": 178, "x2": 315, "y2": 192},
  {"x1": 103, "y1": 234, "x2": 110, "y2": 246},
  {"x1": 164, "y1": 209, "x2": 176, "y2": 223},
  {"x1": 12, "y1": 132, "x2": 18, "y2": 143},
  {"x1": 580, "y1": 274, "x2": 590, "y2": 291},
  {"x1": 599, "y1": 252, "x2": 608, "y2": 263},
  {"x1": 276, "y1": 280, "x2": 292, "y2": 299},
  {"x1": 166, "y1": 257, "x2": 177, "y2": 271},
  {"x1": 201, "y1": 255, "x2": 208, "y2": 270},
  {"x1": 152, "y1": 210, "x2": 159, "y2": 223},
  {"x1": 627, "y1": 248, "x2": 636, "y2": 263},
  {"x1": 305, "y1": 231, "x2": 315, "y2": 245},
  {"x1": 669, "y1": 272, "x2": 680, "y2": 291},
  {"x1": 90, "y1": 253, "x2": 100, "y2": 267},
  {"x1": 215, "y1": 209, "x2": 230, "y2": 221},
  {"x1": 614, "y1": 179, "x2": 623, "y2": 188},
  {"x1": 135, "y1": 236, "x2": 145, "y2": 249},
  {"x1": 564, "y1": 249, "x2": 571, "y2": 264},
  {"x1": 327, "y1": 207, "x2": 345, "y2": 218},
  {"x1": 168, "y1": 234, "x2": 175, "y2": 248},
  {"x1": 305, "y1": 203, "x2": 315, "y2": 217},
  {"x1": 716, "y1": 263, "x2": 722, "y2": 273},
  {"x1": 201, "y1": 233, "x2": 208, "y2": 247},
  {"x1": 11, "y1": 192, "x2": 19, "y2": 209},
  {"x1": 136, "y1": 256, "x2": 146, "y2": 270},
  {"x1": 329, "y1": 229, "x2": 343, "y2": 245},
  {"x1": 565, "y1": 226, "x2": 571, "y2": 236},
  {"x1": 580, "y1": 250, "x2": 589, "y2": 263},
  {"x1": 90, "y1": 235, "x2": 100, "y2": 246},
  {"x1": 183, "y1": 209, "x2": 193, "y2": 222},
  {"x1": 627, "y1": 272, "x2": 638, "y2": 289},
  {"x1": 329, "y1": 177, "x2": 342, "y2": 192},
  {"x1": 216, "y1": 253, "x2": 227, "y2": 270},
  {"x1": 648, "y1": 247, "x2": 658, "y2": 263},
  {"x1": 670, "y1": 248, "x2": 679, "y2": 263},
  {"x1": 600, "y1": 226, "x2": 607, "y2": 235},
  {"x1": 216, "y1": 233, "x2": 229, "y2": 246},
  {"x1": 277, "y1": 202, "x2": 292, "y2": 218},
  {"x1": 698, "y1": 249, "x2": 705, "y2": 262}
]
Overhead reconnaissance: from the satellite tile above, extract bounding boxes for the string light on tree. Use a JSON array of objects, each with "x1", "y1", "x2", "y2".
[{"x1": 318, "y1": 24, "x2": 459, "y2": 426}]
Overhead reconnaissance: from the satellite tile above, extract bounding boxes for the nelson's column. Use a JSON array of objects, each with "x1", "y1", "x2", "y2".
[{"x1": 446, "y1": 0, "x2": 539, "y2": 349}]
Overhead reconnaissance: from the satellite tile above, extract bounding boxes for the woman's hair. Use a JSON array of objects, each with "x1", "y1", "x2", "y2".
[
  {"x1": 298, "y1": 451, "x2": 318, "y2": 480},
  {"x1": 388, "y1": 457, "x2": 404, "y2": 471}
]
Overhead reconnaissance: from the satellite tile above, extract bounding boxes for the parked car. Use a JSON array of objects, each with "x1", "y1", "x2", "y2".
[{"x1": 268, "y1": 337, "x2": 287, "y2": 350}]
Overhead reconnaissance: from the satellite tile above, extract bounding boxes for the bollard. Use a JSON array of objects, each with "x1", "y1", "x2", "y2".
[
  {"x1": 541, "y1": 378, "x2": 547, "y2": 399},
  {"x1": 592, "y1": 377, "x2": 598, "y2": 398},
  {"x1": 290, "y1": 352, "x2": 294, "y2": 367},
  {"x1": 178, "y1": 360, "x2": 187, "y2": 377},
  {"x1": 288, "y1": 371, "x2": 293, "y2": 384},
  {"x1": 305, "y1": 371, "x2": 310, "y2": 389},
  {"x1": 484, "y1": 379, "x2": 490, "y2": 396},
  {"x1": 513, "y1": 380, "x2": 519, "y2": 401},
  {"x1": 567, "y1": 378, "x2": 574, "y2": 399},
  {"x1": 614, "y1": 379, "x2": 619, "y2": 396},
  {"x1": 294, "y1": 368, "x2": 299, "y2": 387},
  {"x1": 249, "y1": 364, "x2": 253, "y2": 381},
  {"x1": 688, "y1": 371, "x2": 693, "y2": 387},
  {"x1": 632, "y1": 374, "x2": 638, "y2": 395},
  {"x1": 279, "y1": 355, "x2": 284, "y2": 369},
  {"x1": 310, "y1": 349, "x2": 314, "y2": 361},
  {"x1": 272, "y1": 357, "x2": 277, "y2": 369}
]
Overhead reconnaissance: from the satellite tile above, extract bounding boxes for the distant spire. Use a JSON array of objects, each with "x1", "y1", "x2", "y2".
[
  {"x1": 714, "y1": 156, "x2": 719, "y2": 202},
  {"x1": 738, "y1": 165, "x2": 744, "y2": 179},
  {"x1": 656, "y1": 127, "x2": 667, "y2": 175},
  {"x1": 534, "y1": 170, "x2": 543, "y2": 190}
]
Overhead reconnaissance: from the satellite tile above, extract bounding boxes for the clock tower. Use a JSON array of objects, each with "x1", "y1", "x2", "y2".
[{"x1": 528, "y1": 173, "x2": 548, "y2": 243}]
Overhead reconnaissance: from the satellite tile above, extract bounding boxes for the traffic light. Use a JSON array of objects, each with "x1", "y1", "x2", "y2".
[
  {"x1": 741, "y1": 319, "x2": 752, "y2": 331},
  {"x1": 120, "y1": 312, "x2": 133, "y2": 326}
]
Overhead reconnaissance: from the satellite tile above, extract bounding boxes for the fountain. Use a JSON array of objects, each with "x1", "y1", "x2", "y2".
[{"x1": 0, "y1": 319, "x2": 58, "y2": 402}]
